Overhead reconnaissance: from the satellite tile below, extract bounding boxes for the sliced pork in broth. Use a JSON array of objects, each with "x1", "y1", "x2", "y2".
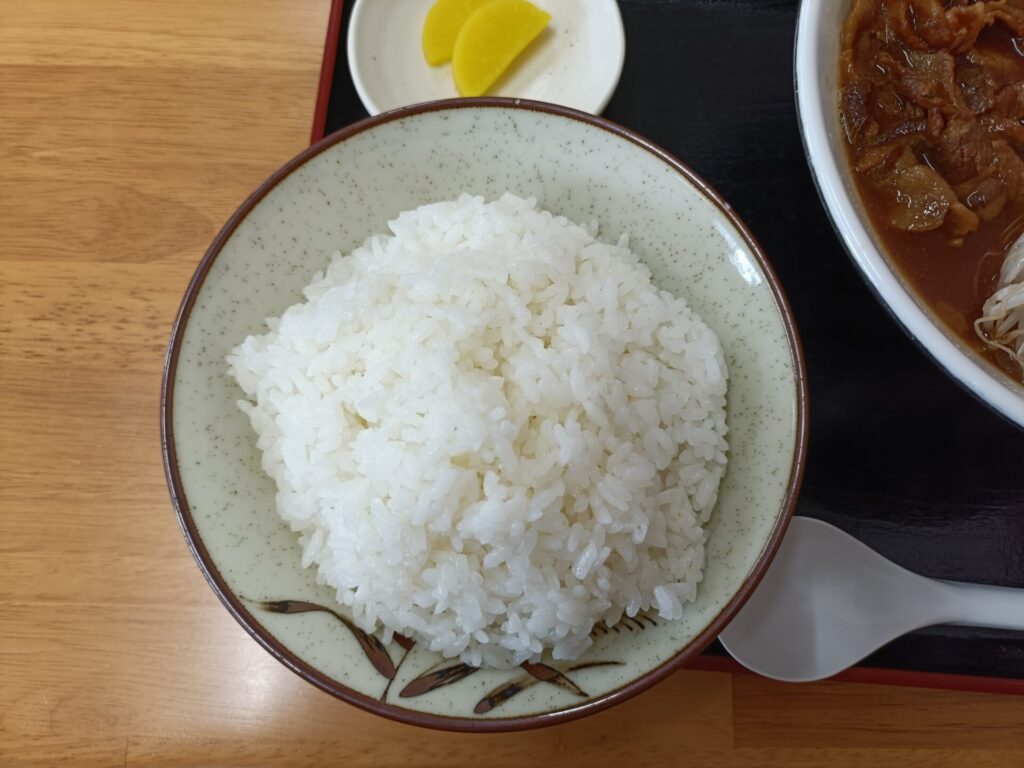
[{"x1": 840, "y1": 0, "x2": 1024, "y2": 380}]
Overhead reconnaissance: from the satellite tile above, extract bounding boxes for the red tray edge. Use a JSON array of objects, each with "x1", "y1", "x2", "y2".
[
  {"x1": 309, "y1": 0, "x2": 1022, "y2": 698},
  {"x1": 686, "y1": 654, "x2": 1024, "y2": 695},
  {"x1": 311, "y1": 0, "x2": 346, "y2": 144}
]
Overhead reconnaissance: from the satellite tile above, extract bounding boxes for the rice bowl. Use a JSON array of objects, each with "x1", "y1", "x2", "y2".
[{"x1": 163, "y1": 98, "x2": 807, "y2": 730}]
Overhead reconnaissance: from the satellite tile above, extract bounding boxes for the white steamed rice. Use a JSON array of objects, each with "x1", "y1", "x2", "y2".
[{"x1": 228, "y1": 193, "x2": 728, "y2": 668}]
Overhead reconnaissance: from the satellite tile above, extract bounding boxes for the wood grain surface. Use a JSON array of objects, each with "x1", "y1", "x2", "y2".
[{"x1": 2, "y1": 1, "x2": 1024, "y2": 765}]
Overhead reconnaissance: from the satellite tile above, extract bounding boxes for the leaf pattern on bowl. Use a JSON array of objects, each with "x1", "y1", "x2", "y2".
[
  {"x1": 474, "y1": 661, "x2": 622, "y2": 715},
  {"x1": 519, "y1": 661, "x2": 587, "y2": 696},
  {"x1": 399, "y1": 662, "x2": 478, "y2": 698},
  {"x1": 255, "y1": 598, "x2": 637, "y2": 715},
  {"x1": 257, "y1": 599, "x2": 397, "y2": 679},
  {"x1": 590, "y1": 611, "x2": 658, "y2": 636}
]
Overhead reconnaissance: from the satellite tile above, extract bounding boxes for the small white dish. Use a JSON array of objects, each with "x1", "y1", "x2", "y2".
[
  {"x1": 795, "y1": 0, "x2": 1024, "y2": 428},
  {"x1": 347, "y1": 0, "x2": 626, "y2": 115}
]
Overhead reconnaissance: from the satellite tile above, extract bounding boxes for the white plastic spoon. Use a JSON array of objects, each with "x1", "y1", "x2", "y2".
[{"x1": 718, "y1": 516, "x2": 1024, "y2": 682}]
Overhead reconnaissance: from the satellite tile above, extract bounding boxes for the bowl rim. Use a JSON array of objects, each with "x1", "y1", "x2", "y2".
[
  {"x1": 793, "y1": 0, "x2": 1024, "y2": 429},
  {"x1": 160, "y1": 96, "x2": 809, "y2": 732}
]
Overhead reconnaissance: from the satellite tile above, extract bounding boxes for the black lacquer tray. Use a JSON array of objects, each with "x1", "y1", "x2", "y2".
[{"x1": 313, "y1": 0, "x2": 1024, "y2": 693}]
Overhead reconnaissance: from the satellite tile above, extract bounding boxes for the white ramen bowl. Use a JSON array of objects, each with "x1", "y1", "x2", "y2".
[
  {"x1": 795, "y1": 0, "x2": 1024, "y2": 428},
  {"x1": 162, "y1": 99, "x2": 807, "y2": 731}
]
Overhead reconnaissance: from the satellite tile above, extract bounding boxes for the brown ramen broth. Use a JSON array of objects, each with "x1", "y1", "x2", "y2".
[{"x1": 839, "y1": 0, "x2": 1024, "y2": 378}]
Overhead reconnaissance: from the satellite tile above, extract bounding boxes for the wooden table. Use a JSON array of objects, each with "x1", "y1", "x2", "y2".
[{"x1": 3, "y1": 1, "x2": 1024, "y2": 765}]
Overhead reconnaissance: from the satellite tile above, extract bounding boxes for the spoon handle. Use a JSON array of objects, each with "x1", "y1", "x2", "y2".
[{"x1": 943, "y1": 580, "x2": 1024, "y2": 632}]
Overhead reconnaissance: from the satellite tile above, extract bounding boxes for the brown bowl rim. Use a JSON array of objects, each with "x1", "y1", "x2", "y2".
[{"x1": 160, "y1": 96, "x2": 810, "y2": 733}]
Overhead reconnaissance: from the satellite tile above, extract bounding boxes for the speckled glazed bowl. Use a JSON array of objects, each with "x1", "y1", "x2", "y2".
[{"x1": 162, "y1": 99, "x2": 808, "y2": 731}]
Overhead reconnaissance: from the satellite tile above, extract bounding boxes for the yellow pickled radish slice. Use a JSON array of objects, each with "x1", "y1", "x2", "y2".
[
  {"x1": 452, "y1": 0, "x2": 552, "y2": 97},
  {"x1": 422, "y1": 0, "x2": 493, "y2": 66}
]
